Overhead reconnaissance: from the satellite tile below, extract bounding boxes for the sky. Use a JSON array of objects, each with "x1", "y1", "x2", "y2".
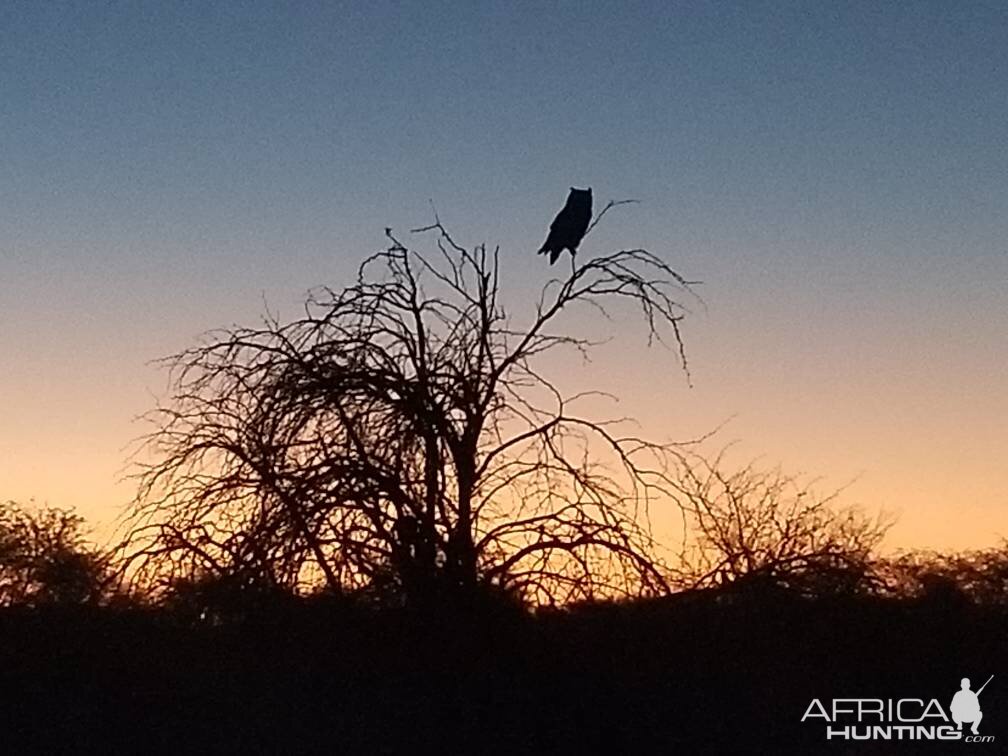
[{"x1": 1, "y1": 1, "x2": 1006, "y2": 551}]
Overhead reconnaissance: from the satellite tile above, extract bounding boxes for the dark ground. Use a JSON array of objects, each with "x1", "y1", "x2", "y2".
[{"x1": 1, "y1": 590, "x2": 1003, "y2": 754}]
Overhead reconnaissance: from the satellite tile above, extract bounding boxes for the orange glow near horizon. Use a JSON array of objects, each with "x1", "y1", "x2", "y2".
[{"x1": 2, "y1": 327, "x2": 1005, "y2": 556}]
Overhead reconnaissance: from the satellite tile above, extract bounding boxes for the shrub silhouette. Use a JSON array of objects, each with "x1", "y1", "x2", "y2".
[
  {"x1": 876, "y1": 542, "x2": 1008, "y2": 605},
  {"x1": 0, "y1": 500, "x2": 110, "y2": 607},
  {"x1": 672, "y1": 453, "x2": 891, "y2": 598}
]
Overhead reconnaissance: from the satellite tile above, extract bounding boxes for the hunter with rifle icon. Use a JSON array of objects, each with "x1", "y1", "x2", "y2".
[{"x1": 951, "y1": 675, "x2": 993, "y2": 735}]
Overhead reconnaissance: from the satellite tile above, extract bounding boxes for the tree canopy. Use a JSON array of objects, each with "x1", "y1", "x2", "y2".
[{"x1": 120, "y1": 212, "x2": 698, "y2": 606}]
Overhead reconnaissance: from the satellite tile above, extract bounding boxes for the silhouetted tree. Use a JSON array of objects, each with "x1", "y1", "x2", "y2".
[
  {"x1": 876, "y1": 543, "x2": 1008, "y2": 606},
  {"x1": 121, "y1": 208, "x2": 696, "y2": 606},
  {"x1": 672, "y1": 453, "x2": 891, "y2": 597},
  {"x1": 0, "y1": 500, "x2": 110, "y2": 606},
  {"x1": 162, "y1": 568, "x2": 298, "y2": 625}
]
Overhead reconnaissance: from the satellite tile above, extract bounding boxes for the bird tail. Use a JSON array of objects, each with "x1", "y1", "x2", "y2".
[{"x1": 538, "y1": 243, "x2": 561, "y2": 265}]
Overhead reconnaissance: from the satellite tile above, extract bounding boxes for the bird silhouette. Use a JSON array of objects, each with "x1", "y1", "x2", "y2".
[{"x1": 538, "y1": 187, "x2": 592, "y2": 265}]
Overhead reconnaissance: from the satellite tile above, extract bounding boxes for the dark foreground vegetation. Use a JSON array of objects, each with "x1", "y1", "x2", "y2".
[
  {"x1": 2, "y1": 505, "x2": 1006, "y2": 756},
  {"x1": 2, "y1": 583, "x2": 1005, "y2": 754}
]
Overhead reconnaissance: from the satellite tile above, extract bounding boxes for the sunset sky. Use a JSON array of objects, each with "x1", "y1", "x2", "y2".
[{"x1": 2, "y1": 2, "x2": 1006, "y2": 551}]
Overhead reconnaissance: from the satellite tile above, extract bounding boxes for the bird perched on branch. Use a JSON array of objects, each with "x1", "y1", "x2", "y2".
[{"x1": 537, "y1": 187, "x2": 592, "y2": 265}]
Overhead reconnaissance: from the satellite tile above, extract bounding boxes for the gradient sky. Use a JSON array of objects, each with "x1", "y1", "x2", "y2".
[{"x1": 2, "y1": 1, "x2": 1006, "y2": 551}]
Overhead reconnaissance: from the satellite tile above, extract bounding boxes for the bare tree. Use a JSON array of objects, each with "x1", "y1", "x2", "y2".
[
  {"x1": 671, "y1": 452, "x2": 891, "y2": 597},
  {"x1": 120, "y1": 207, "x2": 697, "y2": 606}
]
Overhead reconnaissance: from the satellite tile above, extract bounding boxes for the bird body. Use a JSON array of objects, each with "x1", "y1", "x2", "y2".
[{"x1": 538, "y1": 187, "x2": 592, "y2": 264}]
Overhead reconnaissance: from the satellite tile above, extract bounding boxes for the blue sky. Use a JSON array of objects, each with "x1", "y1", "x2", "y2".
[{"x1": 2, "y1": 1, "x2": 1006, "y2": 548}]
